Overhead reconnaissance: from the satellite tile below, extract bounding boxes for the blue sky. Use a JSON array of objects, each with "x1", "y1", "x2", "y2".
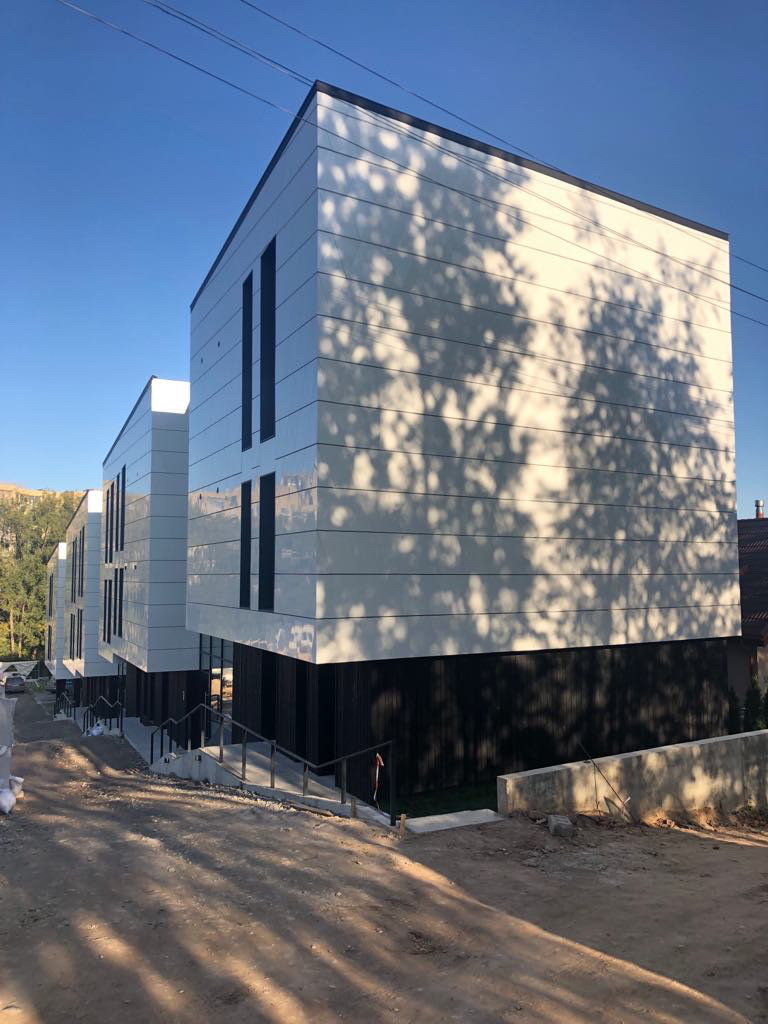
[{"x1": 1, "y1": 0, "x2": 766, "y2": 516}]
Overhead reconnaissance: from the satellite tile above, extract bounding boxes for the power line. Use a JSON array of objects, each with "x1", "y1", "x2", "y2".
[
  {"x1": 147, "y1": 0, "x2": 768, "y2": 314},
  {"x1": 237, "y1": 0, "x2": 545, "y2": 164},
  {"x1": 734, "y1": 254, "x2": 768, "y2": 276},
  {"x1": 54, "y1": 0, "x2": 768, "y2": 330},
  {"x1": 240, "y1": 0, "x2": 768, "y2": 292},
  {"x1": 139, "y1": 0, "x2": 311, "y2": 86},
  {"x1": 140, "y1": 0, "x2": 766, "y2": 312},
  {"x1": 143, "y1": 3, "x2": 768, "y2": 320}
]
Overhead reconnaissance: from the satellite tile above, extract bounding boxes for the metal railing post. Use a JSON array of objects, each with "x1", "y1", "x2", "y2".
[
  {"x1": 150, "y1": 734, "x2": 154, "y2": 763},
  {"x1": 302, "y1": 762, "x2": 309, "y2": 797},
  {"x1": 340, "y1": 758, "x2": 347, "y2": 805},
  {"x1": 270, "y1": 742, "x2": 276, "y2": 788},
  {"x1": 241, "y1": 739, "x2": 247, "y2": 782},
  {"x1": 389, "y1": 741, "x2": 396, "y2": 828},
  {"x1": 160, "y1": 729, "x2": 164, "y2": 759},
  {"x1": 219, "y1": 717, "x2": 224, "y2": 763}
]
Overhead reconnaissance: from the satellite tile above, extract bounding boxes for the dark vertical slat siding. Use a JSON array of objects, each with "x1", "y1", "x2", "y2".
[{"x1": 226, "y1": 638, "x2": 729, "y2": 799}]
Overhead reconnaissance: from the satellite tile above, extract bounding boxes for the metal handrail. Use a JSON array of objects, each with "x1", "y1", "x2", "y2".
[
  {"x1": 54, "y1": 692, "x2": 76, "y2": 720},
  {"x1": 149, "y1": 702, "x2": 396, "y2": 826},
  {"x1": 82, "y1": 696, "x2": 124, "y2": 737}
]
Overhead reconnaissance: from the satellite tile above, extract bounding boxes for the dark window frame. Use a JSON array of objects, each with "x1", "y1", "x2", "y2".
[
  {"x1": 104, "y1": 486, "x2": 110, "y2": 562},
  {"x1": 259, "y1": 238, "x2": 276, "y2": 442},
  {"x1": 258, "y1": 472, "x2": 276, "y2": 612},
  {"x1": 120, "y1": 464, "x2": 126, "y2": 550},
  {"x1": 239, "y1": 480, "x2": 252, "y2": 609},
  {"x1": 241, "y1": 272, "x2": 253, "y2": 451}
]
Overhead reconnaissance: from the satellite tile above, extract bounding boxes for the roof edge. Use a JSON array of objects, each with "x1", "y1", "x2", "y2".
[
  {"x1": 103, "y1": 375, "x2": 157, "y2": 467},
  {"x1": 190, "y1": 79, "x2": 729, "y2": 311}
]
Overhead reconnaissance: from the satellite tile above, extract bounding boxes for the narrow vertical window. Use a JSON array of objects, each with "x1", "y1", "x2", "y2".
[
  {"x1": 71, "y1": 539, "x2": 76, "y2": 602},
  {"x1": 48, "y1": 574, "x2": 53, "y2": 616},
  {"x1": 118, "y1": 568, "x2": 124, "y2": 636},
  {"x1": 107, "y1": 578, "x2": 113, "y2": 643},
  {"x1": 103, "y1": 580, "x2": 108, "y2": 642},
  {"x1": 258, "y1": 472, "x2": 275, "y2": 612},
  {"x1": 239, "y1": 480, "x2": 252, "y2": 609},
  {"x1": 70, "y1": 613, "x2": 75, "y2": 658},
  {"x1": 120, "y1": 464, "x2": 126, "y2": 550},
  {"x1": 104, "y1": 486, "x2": 110, "y2": 562},
  {"x1": 260, "y1": 238, "x2": 276, "y2": 442},
  {"x1": 113, "y1": 568, "x2": 118, "y2": 639},
  {"x1": 241, "y1": 272, "x2": 253, "y2": 451},
  {"x1": 108, "y1": 481, "x2": 115, "y2": 562},
  {"x1": 114, "y1": 472, "x2": 120, "y2": 552},
  {"x1": 79, "y1": 526, "x2": 85, "y2": 596},
  {"x1": 47, "y1": 625, "x2": 52, "y2": 661}
]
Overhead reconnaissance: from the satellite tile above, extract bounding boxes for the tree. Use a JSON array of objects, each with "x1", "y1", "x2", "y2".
[
  {"x1": 742, "y1": 676, "x2": 764, "y2": 732},
  {"x1": 0, "y1": 491, "x2": 82, "y2": 658}
]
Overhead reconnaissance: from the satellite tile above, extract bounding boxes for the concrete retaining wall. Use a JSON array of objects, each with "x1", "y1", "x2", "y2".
[{"x1": 497, "y1": 730, "x2": 768, "y2": 819}]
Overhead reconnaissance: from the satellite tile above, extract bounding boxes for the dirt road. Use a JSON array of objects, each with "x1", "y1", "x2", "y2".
[{"x1": 1, "y1": 694, "x2": 766, "y2": 1023}]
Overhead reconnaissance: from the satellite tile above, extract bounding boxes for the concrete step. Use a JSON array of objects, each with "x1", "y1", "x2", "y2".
[{"x1": 151, "y1": 746, "x2": 390, "y2": 827}]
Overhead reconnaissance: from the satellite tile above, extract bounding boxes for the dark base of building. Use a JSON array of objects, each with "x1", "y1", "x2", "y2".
[
  {"x1": 229, "y1": 636, "x2": 730, "y2": 800},
  {"x1": 122, "y1": 663, "x2": 208, "y2": 727}
]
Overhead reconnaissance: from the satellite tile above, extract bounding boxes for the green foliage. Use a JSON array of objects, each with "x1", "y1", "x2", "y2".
[
  {"x1": 0, "y1": 491, "x2": 82, "y2": 659},
  {"x1": 726, "y1": 687, "x2": 743, "y2": 734},
  {"x1": 742, "y1": 676, "x2": 765, "y2": 732}
]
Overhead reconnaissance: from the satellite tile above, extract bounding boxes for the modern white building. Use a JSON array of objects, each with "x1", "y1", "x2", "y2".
[
  {"x1": 99, "y1": 377, "x2": 201, "y2": 724},
  {"x1": 61, "y1": 489, "x2": 117, "y2": 704},
  {"x1": 187, "y1": 82, "x2": 740, "y2": 794},
  {"x1": 44, "y1": 542, "x2": 74, "y2": 688}
]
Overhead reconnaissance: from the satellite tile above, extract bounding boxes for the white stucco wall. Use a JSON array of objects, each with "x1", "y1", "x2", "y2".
[
  {"x1": 62, "y1": 490, "x2": 116, "y2": 679},
  {"x1": 101, "y1": 377, "x2": 198, "y2": 674},
  {"x1": 188, "y1": 83, "x2": 740, "y2": 665},
  {"x1": 187, "y1": 101, "x2": 320, "y2": 660},
  {"x1": 45, "y1": 542, "x2": 73, "y2": 680}
]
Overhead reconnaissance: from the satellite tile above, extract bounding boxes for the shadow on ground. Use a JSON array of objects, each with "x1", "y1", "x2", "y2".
[{"x1": 1, "y1": 696, "x2": 764, "y2": 1024}]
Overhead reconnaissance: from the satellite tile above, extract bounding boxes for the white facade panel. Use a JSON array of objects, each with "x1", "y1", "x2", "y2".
[
  {"x1": 61, "y1": 491, "x2": 117, "y2": 680},
  {"x1": 188, "y1": 84, "x2": 740, "y2": 665},
  {"x1": 101, "y1": 377, "x2": 198, "y2": 674},
  {"x1": 45, "y1": 542, "x2": 74, "y2": 680}
]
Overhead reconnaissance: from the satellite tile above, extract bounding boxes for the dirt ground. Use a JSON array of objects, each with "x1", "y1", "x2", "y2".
[{"x1": 1, "y1": 695, "x2": 767, "y2": 1024}]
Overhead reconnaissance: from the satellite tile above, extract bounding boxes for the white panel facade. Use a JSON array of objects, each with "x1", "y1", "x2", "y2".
[
  {"x1": 45, "y1": 542, "x2": 73, "y2": 680},
  {"x1": 189, "y1": 83, "x2": 740, "y2": 665},
  {"x1": 187, "y1": 100, "x2": 321, "y2": 661},
  {"x1": 100, "y1": 377, "x2": 198, "y2": 674},
  {"x1": 62, "y1": 491, "x2": 117, "y2": 679}
]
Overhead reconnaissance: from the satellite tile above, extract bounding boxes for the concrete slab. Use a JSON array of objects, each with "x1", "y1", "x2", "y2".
[{"x1": 405, "y1": 808, "x2": 503, "y2": 834}]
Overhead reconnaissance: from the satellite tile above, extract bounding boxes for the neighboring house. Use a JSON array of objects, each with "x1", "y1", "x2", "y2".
[
  {"x1": 184, "y1": 81, "x2": 739, "y2": 797},
  {"x1": 44, "y1": 541, "x2": 75, "y2": 689},
  {"x1": 62, "y1": 490, "x2": 117, "y2": 704},
  {"x1": 728, "y1": 502, "x2": 768, "y2": 695},
  {"x1": 99, "y1": 377, "x2": 201, "y2": 725}
]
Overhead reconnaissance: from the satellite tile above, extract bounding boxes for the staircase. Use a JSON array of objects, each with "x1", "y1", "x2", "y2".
[{"x1": 148, "y1": 704, "x2": 395, "y2": 827}]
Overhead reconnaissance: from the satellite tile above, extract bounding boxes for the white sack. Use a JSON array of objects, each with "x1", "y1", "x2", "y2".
[{"x1": 0, "y1": 789, "x2": 16, "y2": 815}]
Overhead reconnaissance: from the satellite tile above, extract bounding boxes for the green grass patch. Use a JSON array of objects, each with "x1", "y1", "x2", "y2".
[{"x1": 397, "y1": 780, "x2": 497, "y2": 819}]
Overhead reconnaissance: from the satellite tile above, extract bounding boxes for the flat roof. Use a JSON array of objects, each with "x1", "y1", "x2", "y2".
[{"x1": 191, "y1": 80, "x2": 728, "y2": 310}]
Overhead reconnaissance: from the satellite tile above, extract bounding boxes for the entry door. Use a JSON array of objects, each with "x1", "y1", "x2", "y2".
[{"x1": 208, "y1": 665, "x2": 233, "y2": 745}]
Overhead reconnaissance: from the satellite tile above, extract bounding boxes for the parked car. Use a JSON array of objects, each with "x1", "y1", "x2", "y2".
[{"x1": 3, "y1": 674, "x2": 26, "y2": 694}]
